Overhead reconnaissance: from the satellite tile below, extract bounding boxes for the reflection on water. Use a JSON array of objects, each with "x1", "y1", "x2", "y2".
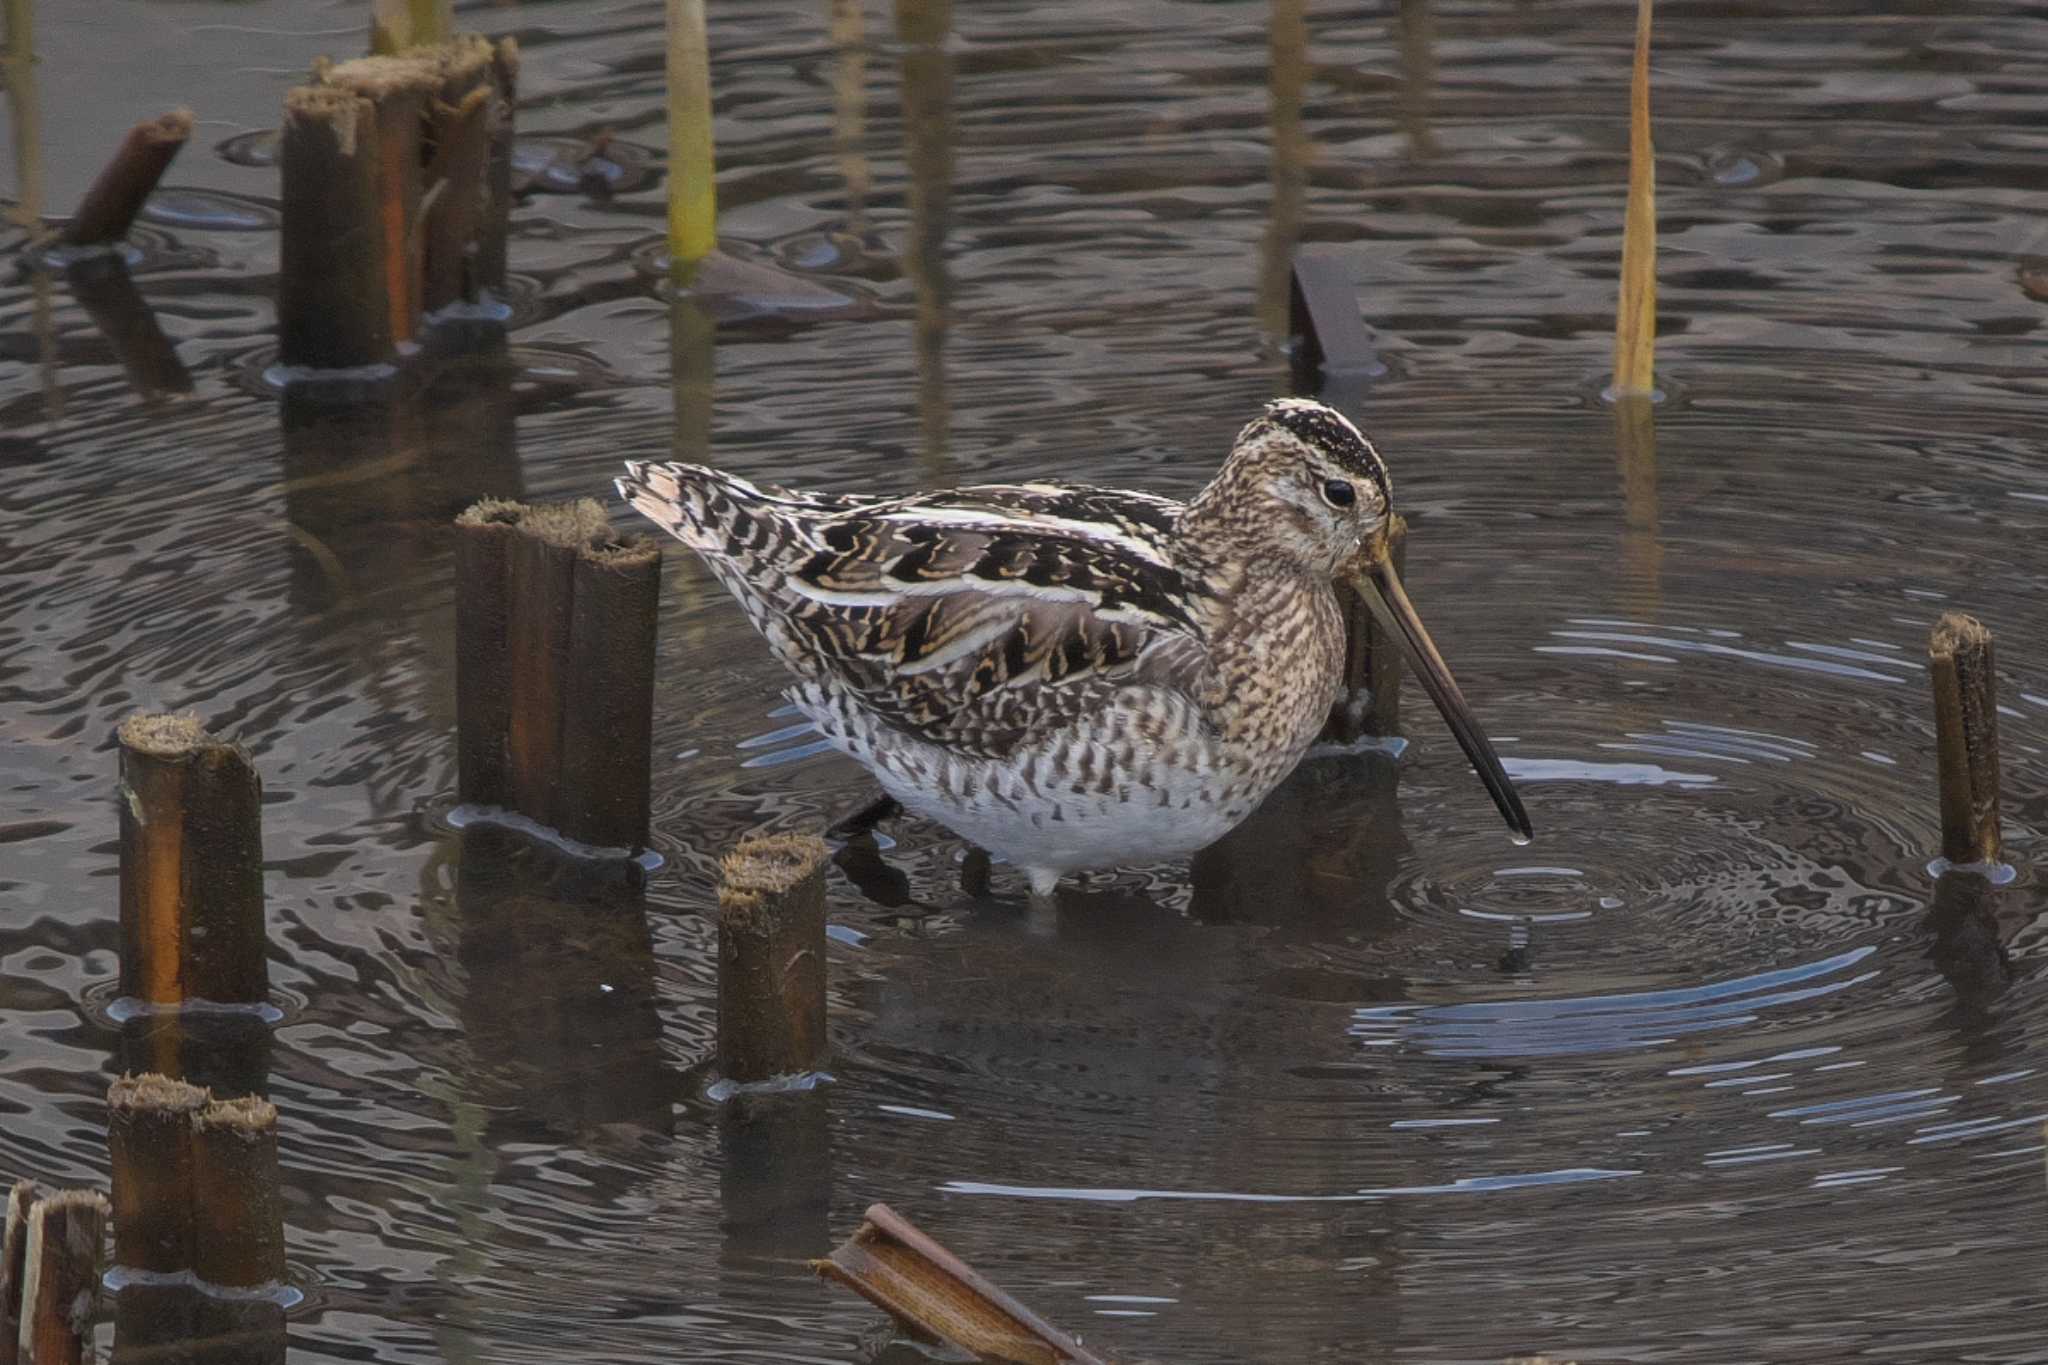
[{"x1": 2, "y1": 1, "x2": 2047, "y2": 1362}]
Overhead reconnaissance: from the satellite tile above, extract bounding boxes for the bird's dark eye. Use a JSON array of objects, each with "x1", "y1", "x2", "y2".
[{"x1": 1321, "y1": 479, "x2": 1356, "y2": 509}]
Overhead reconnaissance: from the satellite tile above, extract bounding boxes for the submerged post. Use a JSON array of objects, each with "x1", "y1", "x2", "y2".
[
  {"x1": 1323, "y1": 514, "x2": 1407, "y2": 744},
  {"x1": 190, "y1": 1096, "x2": 286, "y2": 1290},
  {"x1": 455, "y1": 500, "x2": 662, "y2": 852},
  {"x1": 17, "y1": 1192, "x2": 108, "y2": 1365},
  {"x1": 61, "y1": 110, "x2": 193, "y2": 247},
  {"x1": 116, "y1": 713, "x2": 267, "y2": 1008},
  {"x1": 717, "y1": 834, "x2": 830, "y2": 1084},
  {"x1": 107, "y1": 1073, "x2": 205, "y2": 1275},
  {"x1": 1928, "y1": 613, "x2": 2002, "y2": 868}
]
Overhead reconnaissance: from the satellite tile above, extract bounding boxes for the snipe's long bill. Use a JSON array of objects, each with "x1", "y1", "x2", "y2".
[{"x1": 618, "y1": 397, "x2": 1531, "y2": 896}]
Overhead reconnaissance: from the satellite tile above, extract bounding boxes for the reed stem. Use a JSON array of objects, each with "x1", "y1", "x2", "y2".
[
  {"x1": 1928, "y1": 613, "x2": 2002, "y2": 867},
  {"x1": 1611, "y1": 0, "x2": 1656, "y2": 396},
  {"x1": 370, "y1": 0, "x2": 453, "y2": 55},
  {"x1": 667, "y1": 0, "x2": 717, "y2": 272},
  {"x1": 718, "y1": 834, "x2": 831, "y2": 1084}
]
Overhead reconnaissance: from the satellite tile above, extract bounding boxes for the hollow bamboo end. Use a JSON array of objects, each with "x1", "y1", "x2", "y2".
[
  {"x1": 109, "y1": 1072, "x2": 210, "y2": 1117},
  {"x1": 193, "y1": 1095, "x2": 279, "y2": 1139},
  {"x1": 519, "y1": 498, "x2": 613, "y2": 550},
  {"x1": 322, "y1": 53, "x2": 443, "y2": 101},
  {"x1": 116, "y1": 711, "x2": 210, "y2": 759},
  {"x1": 1929, "y1": 611, "x2": 1991, "y2": 659},
  {"x1": 719, "y1": 834, "x2": 832, "y2": 919},
  {"x1": 455, "y1": 496, "x2": 527, "y2": 530},
  {"x1": 579, "y1": 532, "x2": 661, "y2": 571}
]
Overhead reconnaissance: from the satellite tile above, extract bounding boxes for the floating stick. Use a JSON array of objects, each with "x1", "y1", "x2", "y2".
[
  {"x1": 813, "y1": 1203, "x2": 1112, "y2": 1365},
  {"x1": 107, "y1": 1074, "x2": 205, "y2": 1274},
  {"x1": 190, "y1": 1097, "x2": 285, "y2": 1290},
  {"x1": 1, "y1": 1181, "x2": 39, "y2": 1365},
  {"x1": 60, "y1": 110, "x2": 192, "y2": 247},
  {"x1": 370, "y1": 0, "x2": 452, "y2": 54},
  {"x1": 320, "y1": 56, "x2": 437, "y2": 344},
  {"x1": 17, "y1": 1191, "x2": 108, "y2": 1365},
  {"x1": 667, "y1": 0, "x2": 717, "y2": 273},
  {"x1": 422, "y1": 36, "x2": 496, "y2": 314},
  {"x1": 455, "y1": 500, "x2": 662, "y2": 850},
  {"x1": 278, "y1": 84, "x2": 392, "y2": 371},
  {"x1": 717, "y1": 834, "x2": 830, "y2": 1084},
  {"x1": 117, "y1": 713, "x2": 267, "y2": 1008},
  {"x1": 1928, "y1": 613, "x2": 2002, "y2": 867},
  {"x1": 1610, "y1": 0, "x2": 1656, "y2": 396}
]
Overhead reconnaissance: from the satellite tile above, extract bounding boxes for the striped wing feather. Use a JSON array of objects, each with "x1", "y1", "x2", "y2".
[{"x1": 619, "y1": 464, "x2": 1212, "y2": 759}]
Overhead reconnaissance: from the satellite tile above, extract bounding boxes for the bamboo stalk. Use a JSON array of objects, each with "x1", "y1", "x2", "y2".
[
  {"x1": 278, "y1": 84, "x2": 393, "y2": 370},
  {"x1": 475, "y1": 38, "x2": 521, "y2": 296},
  {"x1": 189, "y1": 1097, "x2": 285, "y2": 1290},
  {"x1": 454, "y1": 499, "x2": 523, "y2": 810},
  {"x1": 718, "y1": 834, "x2": 831, "y2": 1084},
  {"x1": 320, "y1": 57, "x2": 438, "y2": 344},
  {"x1": 116, "y1": 713, "x2": 267, "y2": 1008},
  {"x1": 61, "y1": 110, "x2": 193, "y2": 246},
  {"x1": 107, "y1": 1073, "x2": 206, "y2": 1275},
  {"x1": 1, "y1": 1181, "x2": 39, "y2": 1365},
  {"x1": 1928, "y1": 613, "x2": 2002, "y2": 867},
  {"x1": 17, "y1": 1192, "x2": 108, "y2": 1365},
  {"x1": 422, "y1": 35, "x2": 496, "y2": 314},
  {"x1": 370, "y1": 0, "x2": 453, "y2": 55},
  {"x1": 1610, "y1": 0, "x2": 1656, "y2": 396},
  {"x1": 504, "y1": 502, "x2": 607, "y2": 832},
  {"x1": 667, "y1": 0, "x2": 718, "y2": 273},
  {"x1": 556, "y1": 532, "x2": 662, "y2": 851},
  {"x1": 813, "y1": 1203, "x2": 1112, "y2": 1365}
]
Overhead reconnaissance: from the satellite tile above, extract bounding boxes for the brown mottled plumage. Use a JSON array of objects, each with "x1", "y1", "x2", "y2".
[{"x1": 619, "y1": 397, "x2": 1528, "y2": 895}]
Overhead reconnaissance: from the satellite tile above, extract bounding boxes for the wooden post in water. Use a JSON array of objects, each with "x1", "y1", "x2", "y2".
[
  {"x1": 718, "y1": 834, "x2": 831, "y2": 1084},
  {"x1": 60, "y1": 110, "x2": 192, "y2": 247},
  {"x1": 0, "y1": 1181, "x2": 39, "y2": 1365},
  {"x1": 16, "y1": 1192, "x2": 107, "y2": 1365},
  {"x1": 1323, "y1": 514, "x2": 1407, "y2": 744},
  {"x1": 117, "y1": 713, "x2": 267, "y2": 1008},
  {"x1": 370, "y1": 0, "x2": 453, "y2": 54},
  {"x1": 190, "y1": 1096, "x2": 286, "y2": 1290},
  {"x1": 476, "y1": 39, "x2": 521, "y2": 297},
  {"x1": 278, "y1": 84, "x2": 393, "y2": 371},
  {"x1": 319, "y1": 56, "x2": 438, "y2": 346},
  {"x1": 422, "y1": 35, "x2": 497, "y2": 314},
  {"x1": 454, "y1": 500, "x2": 662, "y2": 852},
  {"x1": 1610, "y1": 0, "x2": 1657, "y2": 397},
  {"x1": 1928, "y1": 612, "x2": 2002, "y2": 867},
  {"x1": 667, "y1": 0, "x2": 718, "y2": 274},
  {"x1": 107, "y1": 1074, "x2": 205, "y2": 1275}
]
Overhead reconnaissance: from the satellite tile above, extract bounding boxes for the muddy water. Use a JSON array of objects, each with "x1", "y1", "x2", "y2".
[{"x1": 3, "y1": 1, "x2": 2046, "y2": 1360}]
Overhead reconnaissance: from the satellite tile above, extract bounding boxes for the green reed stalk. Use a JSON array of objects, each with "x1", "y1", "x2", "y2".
[
  {"x1": 668, "y1": 0, "x2": 717, "y2": 273},
  {"x1": 1611, "y1": 0, "x2": 1656, "y2": 396},
  {"x1": 371, "y1": 0, "x2": 453, "y2": 54}
]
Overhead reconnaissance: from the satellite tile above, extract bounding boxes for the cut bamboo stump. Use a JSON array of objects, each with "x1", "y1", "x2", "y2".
[
  {"x1": 61, "y1": 110, "x2": 193, "y2": 247},
  {"x1": 16, "y1": 1192, "x2": 108, "y2": 1365},
  {"x1": 1322, "y1": 514, "x2": 1407, "y2": 744},
  {"x1": 422, "y1": 35, "x2": 496, "y2": 314},
  {"x1": 107, "y1": 1074, "x2": 205, "y2": 1274},
  {"x1": 1928, "y1": 613, "x2": 2002, "y2": 868},
  {"x1": 319, "y1": 56, "x2": 438, "y2": 346},
  {"x1": 718, "y1": 834, "x2": 831, "y2": 1084},
  {"x1": 455, "y1": 500, "x2": 661, "y2": 853},
  {"x1": 1, "y1": 1181, "x2": 40, "y2": 1365},
  {"x1": 117, "y1": 713, "x2": 267, "y2": 1009},
  {"x1": 278, "y1": 84, "x2": 393, "y2": 371},
  {"x1": 190, "y1": 1097, "x2": 286, "y2": 1290}
]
